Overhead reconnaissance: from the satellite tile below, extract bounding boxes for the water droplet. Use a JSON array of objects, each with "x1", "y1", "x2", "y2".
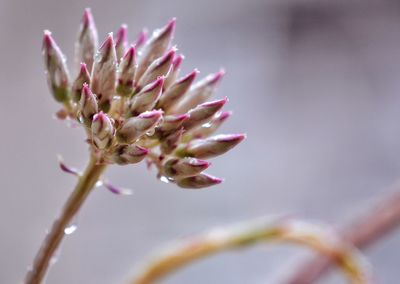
[
  {"x1": 159, "y1": 176, "x2": 170, "y2": 184},
  {"x1": 95, "y1": 180, "x2": 104, "y2": 187},
  {"x1": 202, "y1": 122, "x2": 212, "y2": 128},
  {"x1": 146, "y1": 128, "x2": 156, "y2": 136},
  {"x1": 64, "y1": 224, "x2": 77, "y2": 235}
]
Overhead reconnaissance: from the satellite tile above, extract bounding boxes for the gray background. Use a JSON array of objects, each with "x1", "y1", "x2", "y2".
[{"x1": 1, "y1": 0, "x2": 400, "y2": 283}]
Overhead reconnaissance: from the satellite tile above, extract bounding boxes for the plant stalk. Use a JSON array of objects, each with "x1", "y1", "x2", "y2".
[
  {"x1": 25, "y1": 155, "x2": 107, "y2": 284},
  {"x1": 131, "y1": 219, "x2": 369, "y2": 284},
  {"x1": 284, "y1": 185, "x2": 400, "y2": 284}
]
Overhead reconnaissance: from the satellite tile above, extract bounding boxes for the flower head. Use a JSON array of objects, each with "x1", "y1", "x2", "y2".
[{"x1": 42, "y1": 10, "x2": 245, "y2": 189}]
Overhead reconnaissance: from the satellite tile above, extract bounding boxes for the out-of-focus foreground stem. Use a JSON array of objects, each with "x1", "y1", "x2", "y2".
[
  {"x1": 25, "y1": 155, "x2": 107, "y2": 284},
  {"x1": 131, "y1": 219, "x2": 370, "y2": 284},
  {"x1": 285, "y1": 184, "x2": 400, "y2": 284}
]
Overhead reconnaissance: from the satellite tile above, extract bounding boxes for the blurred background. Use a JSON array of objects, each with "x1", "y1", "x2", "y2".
[{"x1": 1, "y1": 0, "x2": 400, "y2": 283}]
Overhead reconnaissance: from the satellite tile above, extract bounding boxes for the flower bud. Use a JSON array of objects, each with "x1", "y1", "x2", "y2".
[
  {"x1": 182, "y1": 97, "x2": 227, "y2": 131},
  {"x1": 75, "y1": 8, "x2": 98, "y2": 72},
  {"x1": 177, "y1": 173, "x2": 223, "y2": 189},
  {"x1": 42, "y1": 30, "x2": 70, "y2": 102},
  {"x1": 172, "y1": 70, "x2": 225, "y2": 114},
  {"x1": 133, "y1": 29, "x2": 148, "y2": 49},
  {"x1": 116, "y1": 110, "x2": 163, "y2": 144},
  {"x1": 157, "y1": 69, "x2": 198, "y2": 112},
  {"x1": 137, "y1": 48, "x2": 175, "y2": 89},
  {"x1": 179, "y1": 134, "x2": 246, "y2": 159},
  {"x1": 79, "y1": 83, "x2": 98, "y2": 126},
  {"x1": 91, "y1": 112, "x2": 114, "y2": 149},
  {"x1": 72, "y1": 63, "x2": 91, "y2": 102},
  {"x1": 155, "y1": 114, "x2": 188, "y2": 138},
  {"x1": 116, "y1": 46, "x2": 136, "y2": 96},
  {"x1": 129, "y1": 77, "x2": 164, "y2": 116},
  {"x1": 164, "y1": 157, "x2": 210, "y2": 178},
  {"x1": 160, "y1": 127, "x2": 184, "y2": 154},
  {"x1": 111, "y1": 144, "x2": 148, "y2": 165},
  {"x1": 136, "y1": 18, "x2": 176, "y2": 80},
  {"x1": 187, "y1": 111, "x2": 232, "y2": 139},
  {"x1": 91, "y1": 34, "x2": 117, "y2": 112},
  {"x1": 115, "y1": 24, "x2": 128, "y2": 62},
  {"x1": 164, "y1": 54, "x2": 184, "y2": 90}
]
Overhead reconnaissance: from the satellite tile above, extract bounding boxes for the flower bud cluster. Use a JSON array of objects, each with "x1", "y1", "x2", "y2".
[{"x1": 42, "y1": 9, "x2": 245, "y2": 189}]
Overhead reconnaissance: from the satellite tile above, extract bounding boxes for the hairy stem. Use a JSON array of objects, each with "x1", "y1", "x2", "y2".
[
  {"x1": 25, "y1": 155, "x2": 107, "y2": 284},
  {"x1": 284, "y1": 186, "x2": 400, "y2": 284},
  {"x1": 131, "y1": 219, "x2": 370, "y2": 284}
]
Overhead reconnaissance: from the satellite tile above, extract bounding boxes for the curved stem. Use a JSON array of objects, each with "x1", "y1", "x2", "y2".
[
  {"x1": 284, "y1": 186, "x2": 400, "y2": 284},
  {"x1": 25, "y1": 155, "x2": 107, "y2": 284},
  {"x1": 130, "y1": 219, "x2": 370, "y2": 284}
]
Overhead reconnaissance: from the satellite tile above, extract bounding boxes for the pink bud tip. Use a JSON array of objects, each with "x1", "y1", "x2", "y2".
[
  {"x1": 82, "y1": 83, "x2": 90, "y2": 93},
  {"x1": 93, "y1": 111, "x2": 107, "y2": 122},
  {"x1": 208, "y1": 175, "x2": 223, "y2": 184},
  {"x1": 82, "y1": 8, "x2": 94, "y2": 28},
  {"x1": 79, "y1": 62, "x2": 89, "y2": 74},
  {"x1": 139, "y1": 109, "x2": 163, "y2": 119},
  {"x1": 144, "y1": 76, "x2": 165, "y2": 92},
  {"x1": 177, "y1": 69, "x2": 199, "y2": 84},
  {"x1": 215, "y1": 133, "x2": 246, "y2": 143},
  {"x1": 164, "y1": 18, "x2": 177, "y2": 35},
  {"x1": 123, "y1": 45, "x2": 136, "y2": 64},
  {"x1": 159, "y1": 48, "x2": 176, "y2": 66},
  {"x1": 202, "y1": 97, "x2": 228, "y2": 108},
  {"x1": 191, "y1": 159, "x2": 211, "y2": 168},
  {"x1": 136, "y1": 146, "x2": 149, "y2": 155},
  {"x1": 116, "y1": 24, "x2": 128, "y2": 45},
  {"x1": 43, "y1": 30, "x2": 54, "y2": 50},
  {"x1": 100, "y1": 33, "x2": 114, "y2": 52},
  {"x1": 134, "y1": 29, "x2": 148, "y2": 48},
  {"x1": 171, "y1": 114, "x2": 190, "y2": 122},
  {"x1": 172, "y1": 54, "x2": 184, "y2": 69},
  {"x1": 209, "y1": 69, "x2": 225, "y2": 85},
  {"x1": 219, "y1": 111, "x2": 232, "y2": 121}
]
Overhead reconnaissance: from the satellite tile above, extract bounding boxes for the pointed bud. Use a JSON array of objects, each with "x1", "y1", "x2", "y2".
[
  {"x1": 136, "y1": 18, "x2": 176, "y2": 80},
  {"x1": 42, "y1": 30, "x2": 70, "y2": 102},
  {"x1": 91, "y1": 34, "x2": 117, "y2": 112},
  {"x1": 164, "y1": 158, "x2": 210, "y2": 178},
  {"x1": 79, "y1": 83, "x2": 98, "y2": 126},
  {"x1": 116, "y1": 110, "x2": 163, "y2": 144},
  {"x1": 177, "y1": 173, "x2": 223, "y2": 189},
  {"x1": 160, "y1": 127, "x2": 184, "y2": 154},
  {"x1": 164, "y1": 54, "x2": 184, "y2": 90},
  {"x1": 179, "y1": 134, "x2": 246, "y2": 159},
  {"x1": 75, "y1": 8, "x2": 98, "y2": 72},
  {"x1": 172, "y1": 70, "x2": 225, "y2": 114},
  {"x1": 137, "y1": 48, "x2": 175, "y2": 89},
  {"x1": 157, "y1": 69, "x2": 198, "y2": 111},
  {"x1": 117, "y1": 46, "x2": 136, "y2": 96},
  {"x1": 187, "y1": 111, "x2": 232, "y2": 139},
  {"x1": 115, "y1": 24, "x2": 128, "y2": 62},
  {"x1": 72, "y1": 63, "x2": 91, "y2": 102},
  {"x1": 129, "y1": 77, "x2": 164, "y2": 116},
  {"x1": 133, "y1": 29, "x2": 148, "y2": 49},
  {"x1": 91, "y1": 112, "x2": 115, "y2": 149},
  {"x1": 155, "y1": 114, "x2": 189, "y2": 138},
  {"x1": 182, "y1": 97, "x2": 227, "y2": 131},
  {"x1": 111, "y1": 144, "x2": 148, "y2": 165}
]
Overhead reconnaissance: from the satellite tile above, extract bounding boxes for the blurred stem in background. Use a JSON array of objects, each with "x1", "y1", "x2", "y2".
[
  {"x1": 285, "y1": 184, "x2": 400, "y2": 284},
  {"x1": 130, "y1": 218, "x2": 371, "y2": 284},
  {"x1": 25, "y1": 155, "x2": 107, "y2": 284}
]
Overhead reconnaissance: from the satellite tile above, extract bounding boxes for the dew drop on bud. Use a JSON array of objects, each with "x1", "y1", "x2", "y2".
[
  {"x1": 202, "y1": 122, "x2": 212, "y2": 128},
  {"x1": 64, "y1": 223, "x2": 78, "y2": 235},
  {"x1": 159, "y1": 176, "x2": 170, "y2": 183},
  {"x1": 146, "y1": 129, "x2": 156, "y2": 136}
]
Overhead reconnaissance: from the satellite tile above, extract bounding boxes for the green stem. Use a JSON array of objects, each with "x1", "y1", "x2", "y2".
[{"x1": 25, "y1": 155, "x2": 107, "y2": 284}]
